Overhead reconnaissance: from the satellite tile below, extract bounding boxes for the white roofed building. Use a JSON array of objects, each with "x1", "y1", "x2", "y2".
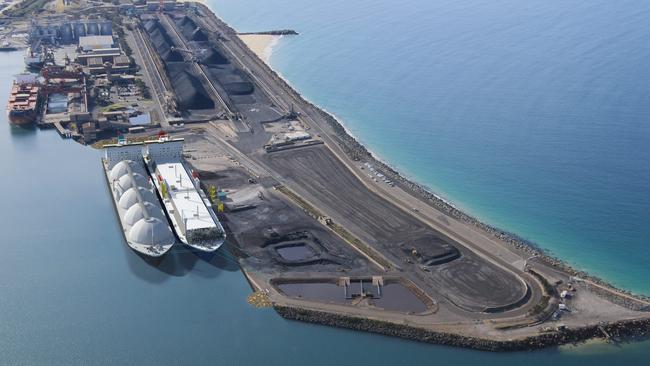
[{"x1": 78, "y1": 35, "x2": 115, "y2": 51}]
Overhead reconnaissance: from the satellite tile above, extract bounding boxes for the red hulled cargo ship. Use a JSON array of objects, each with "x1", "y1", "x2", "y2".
[{"x1": 6, "y1": 74, "x2": 41, "y2": 125}]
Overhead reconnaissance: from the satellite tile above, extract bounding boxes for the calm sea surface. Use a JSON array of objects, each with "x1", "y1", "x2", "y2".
[{"x1": 1, "y1": 0, "x2": 650, "y2": 363}]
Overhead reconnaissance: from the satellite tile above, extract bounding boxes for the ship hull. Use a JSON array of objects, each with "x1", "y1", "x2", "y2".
[
  {"x1": 7, "y1": 110, "x2": 37, "y2": 125},
  {"x1": 26, "y1": 62, "x2": 44, "y2": 71},
  {"x1": 102, "y1": 158, "x2": 174, "y2": 258},
  {"x1": 144, "y1": 157, "x2": 225, "y2": 253}
]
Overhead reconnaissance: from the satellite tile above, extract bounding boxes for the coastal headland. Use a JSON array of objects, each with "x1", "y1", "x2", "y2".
[{"x1": 5, "y1": 0, "x2": 650, "y2": 351}]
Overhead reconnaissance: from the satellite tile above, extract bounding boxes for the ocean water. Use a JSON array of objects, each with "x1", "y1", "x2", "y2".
[
  {"x1": 209, "y1": 0, "x2": 650, "y2": 296},
  {"x1": 2, "y1": 0, "x2": 650, "y2": 363}
]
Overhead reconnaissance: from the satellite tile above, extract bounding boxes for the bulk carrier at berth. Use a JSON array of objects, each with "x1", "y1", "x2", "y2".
[
  {"x1": 7, "y1": 73, "x2": 41, "y2": 125},
  {"x1": 143, "y1": 137, "x2": 226, "y2": 252}
]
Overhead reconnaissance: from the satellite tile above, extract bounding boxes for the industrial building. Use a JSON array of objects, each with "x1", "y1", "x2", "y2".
[
  {"x1": 31, "y1": 20, "x2": 113, "y2": 45},
  {"x1": 78, "y1": 35, "x2": 115, "y2": 51}
]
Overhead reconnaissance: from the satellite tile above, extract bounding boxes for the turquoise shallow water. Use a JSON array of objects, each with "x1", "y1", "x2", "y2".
[
  {"x1": 209, "y1": 0, "x2": 650, "y2": 295},
  {"x1": 2, "y1": 0, "x2": 650, "y2": 363}
]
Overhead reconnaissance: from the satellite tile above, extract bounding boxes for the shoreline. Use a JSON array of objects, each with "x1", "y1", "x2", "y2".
[
  {"x1": 204, "y1": 5, "x2": 650, "y2": 309},
  {"x1": 237, "y1": 34, "x2": 282, "y2": 64}
]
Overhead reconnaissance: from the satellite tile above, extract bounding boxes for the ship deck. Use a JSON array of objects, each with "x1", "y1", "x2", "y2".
[{"x1": 147, "y1": 157, "x2": 225, "y2": 251}]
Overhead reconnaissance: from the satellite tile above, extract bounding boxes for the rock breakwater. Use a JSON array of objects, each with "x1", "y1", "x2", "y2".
[{"x1": 275, "y1": 305, "x2": 650, "y2": 351}]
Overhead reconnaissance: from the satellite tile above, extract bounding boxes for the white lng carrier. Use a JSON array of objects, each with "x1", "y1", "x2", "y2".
[
  {"x1": 143, "y1": 137, "x2": 226, "y2": 252},
  {"x1": 103, "y1": 143, "x2": 175, "y2": 257}
]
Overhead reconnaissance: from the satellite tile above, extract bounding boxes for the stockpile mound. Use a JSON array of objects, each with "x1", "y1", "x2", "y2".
[
  {"x1": 144, "y1": 20, "x2": 183, "y2": 62},
  {"x1": 223, "y1": 82, "x2": 254, "y2": 95},
  {"x1": 202, "y1": 47, "x2": 229, "y2": 65},
  {"x1": 400, "y1": 235, "x2": 461, "y2": 265},
  {"x1": 175, "y1": 16, "x2": 208, "y2": 42},
  {"x1": 191, "y1": 28, "x2": 209, "y2": 42},
  {"x1": 143, "y1": 19, "x2": 215, "y2": 112},
  {"x1": 206, "y1": 68, "x2": 254, "y2": 96},
  {"x1": 166, "y1": 64, "x2": 215, "y2": 110}
]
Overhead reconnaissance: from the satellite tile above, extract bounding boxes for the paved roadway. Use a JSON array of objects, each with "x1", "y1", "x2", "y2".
[{"x1": 129, "y1": 26, "x2": 170, "y2": 128}]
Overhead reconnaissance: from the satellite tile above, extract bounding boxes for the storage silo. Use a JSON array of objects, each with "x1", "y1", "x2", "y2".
[
  {"x1": 60, "y1": 23, "x2": 73, "y2": 44},
  {"x1": 99, "y1": 21, "x2": 113, "y2": 36},
  {"x1": 73, "y1": 22, "x2": 86, "y2": 39},
  {"x1": 86, "y1": 21, "x2": 99, "y2": 36}
]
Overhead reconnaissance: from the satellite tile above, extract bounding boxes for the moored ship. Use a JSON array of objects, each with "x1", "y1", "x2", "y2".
[
  {"x1": 7, "y1": 74, "x2": 41, "y2": 126},
  {"x1": 102, "y1": 142, "x2": 176, "y2": 258},
  {"x1": 25, "y1": 46, "x2": 44, "y2": 70},
  {"x1": 144, "y1": 137, "x2": 226, "y2": 252},
  {"x1": 0, "y1": 40, "x2": 18, "y2": 52}
]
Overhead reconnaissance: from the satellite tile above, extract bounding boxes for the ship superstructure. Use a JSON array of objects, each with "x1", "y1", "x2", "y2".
[{"x1": 24, "y1": 46, "x2": 45, "y2": 70}]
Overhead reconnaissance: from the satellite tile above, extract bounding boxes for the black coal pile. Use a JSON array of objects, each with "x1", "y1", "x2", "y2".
[
  {"x1": 223, "y1": 82, "x2": 254, "y2": 96},
  {"x1": 166, "y1": 63, "x2": 215, "y2": 110},
  {"x1": 190, "y1": 28, "x2": 209, "y2": 42},
  {"x1": 144, "y1": 20, "x2": 183, "y2": 62},
  {"x1": 202, "y1": 47, "x2": 229, "y2": 65},
  {"x1": 206, "y1": 68, "x2": 254, "y2": 96},
  {"x1": 143, "y1": 19, "x2": 215, "y2": 111},
  {"x1": 175, "y1": 16, "x2": 209, "y2": 42}
]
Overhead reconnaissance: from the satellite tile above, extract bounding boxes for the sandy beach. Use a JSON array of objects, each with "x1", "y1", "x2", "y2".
[{"x1": 238, "y1": 34, "x2": 280, "y2": 64}]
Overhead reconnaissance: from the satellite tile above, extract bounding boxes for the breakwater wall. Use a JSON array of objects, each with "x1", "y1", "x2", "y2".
[
  {"x1": 194, "y1": 3, "x2": 650, "y2": 310},
  {"x1": 275, "y1": 305, "x2": 650, "y2": 351},
  {"x1": 238, "y1": 30, "x2": 298, "y2": 35}
]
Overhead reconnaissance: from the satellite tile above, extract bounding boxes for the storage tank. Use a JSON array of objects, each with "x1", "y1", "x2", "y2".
[
  {"x1": 118, "y1": 187, "x2": 157, "y2": 210},
  {"x1": 128, "y1": 217, "x2": 175, "y2": 246},
  {"x1": 99, "y1": 21, "x2": 113, "y2": 36},
  {"x1": 110, "y1": 160, "x2": 137, "y2": 181},
  {"x1": 115, "y1": 173, "x2": 150, "y2": 198},
  {"x1": 60, "y1": 23, "x2": 73, "y2": 44},
  {"x1": 73, "y1": 23, "x2": 86, "y2": 39},
  {"x1": 124, "y1": 202, "x2": 165, "y2": 226},
  {"x1": 86, "y1": 22, "x2": 99, "y2": 36}
]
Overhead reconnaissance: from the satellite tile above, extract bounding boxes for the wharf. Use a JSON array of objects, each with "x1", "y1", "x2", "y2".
[{"x1": 53, "y1": 121, "x2": 73, "y2": 138}]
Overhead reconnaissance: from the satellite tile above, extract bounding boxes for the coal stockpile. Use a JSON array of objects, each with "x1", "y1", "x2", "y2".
[
  {"x1": 190, "y1": 28, "x2": 209, "y2": 42},
  {"x1": 223, "y1": 82, "x2": 254, "y2": 96},
  {"x1": 175, "y1": 16, "x2": 209, "y2": 42},
  {"x1": 173, "y1": 14, "x2": 258, "y2": 105},
  {"x1": 143, "y1": 19, "x2": 215, "y2": 111},
  {"x1": 204, "y1": 65, "x2": 256, "y2": 104},
  {"x1": 402, "y1": 235, "x2": 460, "y2": 266},
  {"x1": 166, "y1": 63, "x2": 215, "y2": 110},
  {"x1": 202, "y1": 48, "x2": 229, "y2": 65},
  {"x1": 144, "y1": 20, "x2": 184, "y2": 62}
]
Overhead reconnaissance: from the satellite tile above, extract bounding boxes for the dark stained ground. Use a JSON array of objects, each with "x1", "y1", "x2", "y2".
[
  {"x1": 197, "y1": 167, "x2": 371, "y2": 275},
  {"x1": 261, "y1": 145, "x2": 527, "y2": 311}
]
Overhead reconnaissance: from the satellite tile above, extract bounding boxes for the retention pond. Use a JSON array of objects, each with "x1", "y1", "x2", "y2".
[
  {"x1": 274, "y1": 279, "x2": 431, "y2": 314},
  {"x1": 275, "y1": 243, "x2": 316, "y2": 261}
]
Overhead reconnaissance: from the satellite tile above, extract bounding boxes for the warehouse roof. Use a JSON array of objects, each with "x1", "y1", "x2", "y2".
[{"x1": 79, "y1": 35, "x2": 115, "y2": 51}]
